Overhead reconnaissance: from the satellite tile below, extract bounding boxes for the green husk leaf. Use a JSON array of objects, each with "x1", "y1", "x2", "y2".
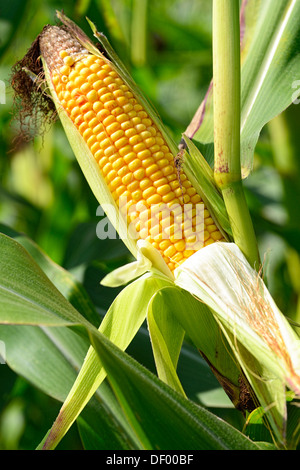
[
  {"x1": 40, "y1": 273, "x2": 172, "y2": 450},
  {"x1": 147, "y1": 289, "x2": 186, "y2": 395},
  {"x1": 101, "y1": 239, "x2": 174, "y2": 287},
  {"x1": 175, "y1": 242, "x2": 300, "y2": 446},
  {"x1": 182, "y1": 135, "x2": 232, "y2": 238}
]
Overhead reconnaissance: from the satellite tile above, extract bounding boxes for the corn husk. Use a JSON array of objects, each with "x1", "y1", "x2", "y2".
[{"x1": 175, "y1": 242, "x2": 300, "y2": 444}]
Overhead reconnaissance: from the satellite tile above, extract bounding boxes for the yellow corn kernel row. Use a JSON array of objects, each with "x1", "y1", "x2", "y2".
[{"x1": 51, "y1": 50, "x2": 224, "y2": 271}]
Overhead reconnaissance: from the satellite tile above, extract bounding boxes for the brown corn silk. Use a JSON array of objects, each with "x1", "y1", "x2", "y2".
[{"x1": 40, "y1": 26, "x2": 225, "y2": 271}]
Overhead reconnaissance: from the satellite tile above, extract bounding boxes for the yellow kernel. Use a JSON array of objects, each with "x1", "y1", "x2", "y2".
[
  {"x1": 142, "y1": 186, "x2": 156, "y2": 199},
  {"x1": 132, "y1": 189, "x2": 143, "y2": 200},
  {"x1": 87, "y1": 73, "x2": 98, "y2": 84},
  {"x1": 105, "y1": 121, "x2": 120, "y2": 135},
  {"x1": 122, "y1": 173, "x2": 133, "y2": 185},
  {"x1": 113, "y1": 89, "x2": 124, "y2": 98},
  {"x1": 129, "y1": 134, "x2": 141, "y2": 146},
  {"x1": 156, "y1": 135, "x2": 165, "y2": 146},
  {"x1": 95, "y1": 149, "x2": 104, "y2": 162},
  {"x1": 174, "y1": 240, "x2": 186, "y2": 252},
  {"x1": 91, "y1": 142, "x2": 100, "y2": 154},
  {"x1": 157, "y1": 157, "x2": 169, "y2": 167},
  {"x1": 82, "y1": 128, "x2": 93, "y2": 141},
  {"x1": 88, "y1": 116, "x2": 98, "y2": 128},
  {"x1": 116, "y1": 113, "x2": 128, "y2": 124},
  {"x1": 128, "y1": 159, "x2": 141, "y2": 172},
  {"x1": 124, "y1": 128, "x2": 136, "y2": 139},
  {"x1": 140, "y1": 157, "x2": 154, "y2": 169},
  {"x1": 102, "y1": 162, "x2": 112, "y2": 175},
  {"x1": 118, "y1": 166, "x2": 128, "y2": 178},
  {"x1": 92, "y1": 80, "x2": 103, "y2": 91},
  {"x1": 86, "y1": 90, "x2": 98, "y2": 102},
  {"x1": 205, "y1": 238, "x2": 215, "y2": 246},
  {"x1": 164, "y1": 245, "x2": 177, "y2": 258},
  {"x1": 87, "y1": 135, "x2": 97, "y2": 147},
  {"x1": 70, "y1": 106, "x2": 81, "y2": 118},
  {"x1": 112, "y1": 158, "x2": 124, "y2": 171},
  {"x1": 134, "y1": 168, "x2": 145, "y2": 180},
  {"x1": 159, "y1": 239, "x2": 171, "y2": 250},
  {"x1": 117, "y1": 96, "x2": 128, "y2": 106},
  {"x1": 207, "y1": 224, "x2": 217, "y2": 233},
  {"x1": 147, "y1": 194, "x2": 162, "y2": 205},
  {"x1": 157, "y1": 184, "x2": 171, "y2": 196},
  {"x1": 63, "y1": 55, "x2": 75, "y2": 67},
  {"x1": 110, "y1": 176, "x2": 122, "y2": 189},
  {"x1": 115, "y1": 185, "x2": 127, "y2": 197},
  {"x1": 92, "y1": 102, "x2": 103, "y2": 114},
  {"x1": 120, "y1": 121, "x2": 132, "y2": 131},
  {"x1": 84, "y1": 110, "x2": 95, "y2": 123},
  {"x1": 211, "y1": 231, "x2": 223, "y2": 241},
  {"x1": 104, "y1": 146, "x2": 115, "y2": 157},
  {"x1": 80, "y1": 82, "x2": 92, "y2": 94},
  {"x1": 140, "y1": 178, "x2": 152, "y2": 190},
  {"x1": 123, "y1": 103, "x2": 134, "y2": 113},
  {"x1": 128, "y1": 180, "x2": 140, "y2": 192},
  {"x1": 162, "y1": 165, "x2": 174, "y2": 177},
  {"x1": 90, "y1": 63, "x2": 102, "y2": 73},
  {"x1": 119, "y1": 145, "x2": 133, "y2": 157},
  {"x1": 172, "y1": 252, "x2": 184, "y2": 263},
  {"x1": 145, "y1": 164, "x2": 159, "y2": 177},
  {"x1": 114, "y1": 137, "x2": 128, "y2": 150},
  {"x1": 153, "y1": 177, "x2": 168, "y2": 188},
  {"x1": 150, "y1": 170, "x2": 164, "y2": 182},
  {"x1": 100, "y1": 92, "x2": 114, "y2": 103},
  {"x1": 145, "y1": 137, "x2": 156, "y2": 148},
  {"x1": 133, "y1": 143, "x2": 146, "y2": 154},
  {"x1": 59, "y1": 50, "x2": 69, "y2": 59},
  {"x1": 162, "y1": 192, "x2": 176, "y2": 203},
  {"x1": 137, "y1": 149, "x2": 152, "y2": 160},
  {"x1": 78, "y1": 121, "x2": 88, "y2": 133},
  {"x1": 79, "y1": 67, "x2": 91, "y2": 77},
  {"x1": 84, "y1": 55, "x2": 98, "y2": 67},
  {"x1": 106, "y1": 169, "x2": 118, "y2": 182},
  {"x1": 97, "y1": 108, "x2": 110, "y2": 121},
  {"x1": 59, "y1": 65, "x2": 71, "y2": 76}
]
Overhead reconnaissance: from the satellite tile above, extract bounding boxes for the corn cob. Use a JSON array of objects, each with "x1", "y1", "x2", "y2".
[{"x1": 40, "y1": 26, "x2": 225, "y2": 271}]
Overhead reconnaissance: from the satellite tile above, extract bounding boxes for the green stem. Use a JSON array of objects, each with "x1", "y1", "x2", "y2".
[{"x1": 212, "y1": 0, "x2": 260, "y2": 269}]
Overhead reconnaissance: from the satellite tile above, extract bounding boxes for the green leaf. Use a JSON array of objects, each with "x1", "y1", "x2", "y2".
[
  {"x1": 89, "y1": 327, "x2": 264, "y2": 450},
  {"x1": 147, "y1": 289, "x2": 186, "y2": 395},
  {"x1": 153, "y1": 286, "x2": 242, "y2": 409},
  {"x1": 0, "y1": 223, "x2": 100, "y2": 328},
  {"x1": 185, "y1": 0, "x2": 300, "y2": 177},
  {"x1": 0, "y1": 232, "x2": 149, "y2": 449},
  {"x1": 40, "y1": 274, "x2": 171, "y2": 450},
  {"x1": 0, "y1": 233, "x2": 90, "y2": 328}
]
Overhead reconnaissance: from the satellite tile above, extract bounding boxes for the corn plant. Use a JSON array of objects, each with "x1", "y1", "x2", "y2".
[{"x1": 1, "y1": 0, "x2": 300, "y2": 450}]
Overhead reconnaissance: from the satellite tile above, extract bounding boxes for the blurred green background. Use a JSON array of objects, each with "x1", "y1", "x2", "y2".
[{"x1": 0, "y1": 0, "x2": 299, "y2": 449}]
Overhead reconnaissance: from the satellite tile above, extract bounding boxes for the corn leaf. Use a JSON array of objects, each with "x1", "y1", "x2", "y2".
[
  {"x1": 147, "y1": 289, "x2": 186, "y2": 395},
  {"x1": 39, "y1": 273, "x2": 171, "y2": 450},
  {"x1": 0, "y1": 233, "x2": 89, "y2": 328},
  {"x1": 89, "y1": 326, "x2": 264, "y2": 450},
  {"x1": 151, "y1": 285, "x2": 242, "y2": 410},
  {"x1": 185, "y1": 0, "x2": 300, "y2": 177},
  {"x1": 0, "y1": 223, "x2": 100, "y2": 327}
]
